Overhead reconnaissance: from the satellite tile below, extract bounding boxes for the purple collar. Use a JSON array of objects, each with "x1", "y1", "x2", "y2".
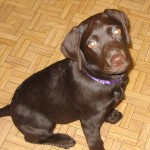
[{"x1": 86, "y1": 73, "x2": 121, "y2": 85}]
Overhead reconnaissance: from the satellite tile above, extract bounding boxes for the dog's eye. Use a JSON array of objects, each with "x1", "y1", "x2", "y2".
[
  {"x1": 88, "y1": 40, "x2": 98, "y2": 49},
  {"x1": 113, "y1": 28, "x2": 121, "y2": 35}
]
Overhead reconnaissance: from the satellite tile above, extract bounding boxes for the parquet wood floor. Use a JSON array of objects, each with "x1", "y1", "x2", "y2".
[{"x1": 0, "y1": 0, "x2": 150, "y2": 150}]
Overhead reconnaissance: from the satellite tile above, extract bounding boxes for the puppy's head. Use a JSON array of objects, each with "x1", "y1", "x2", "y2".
[{"x1": 61, "y1": 9, "x2": 133, "y2": 76}]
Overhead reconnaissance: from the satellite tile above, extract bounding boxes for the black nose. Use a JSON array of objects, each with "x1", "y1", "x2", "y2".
[{"x1": 111, "y1": 54, "x2": 125, "y2": 67}]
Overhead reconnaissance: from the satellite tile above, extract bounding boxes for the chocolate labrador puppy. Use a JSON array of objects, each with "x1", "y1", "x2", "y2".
[{"x1": 0, "y1": 9, "x2": 132, "y2": 150}]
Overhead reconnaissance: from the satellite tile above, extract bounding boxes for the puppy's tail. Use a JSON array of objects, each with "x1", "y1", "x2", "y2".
[{"x1": 0, "y1": 105, "x2": 11, "y2": 117}]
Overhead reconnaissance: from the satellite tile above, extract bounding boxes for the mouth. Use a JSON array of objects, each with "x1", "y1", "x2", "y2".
[{"x1": 104, "y1": 62, "x2": 130, "y2": 75}]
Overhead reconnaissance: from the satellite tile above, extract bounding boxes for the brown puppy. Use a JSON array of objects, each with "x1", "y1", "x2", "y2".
[{"x1": 0, "y1": 9, "x2": 133, "y2": 150}]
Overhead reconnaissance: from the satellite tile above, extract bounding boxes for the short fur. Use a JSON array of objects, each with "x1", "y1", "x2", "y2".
[{"x1": 0, "y1": 9, "x2": 133, "y2": 150}]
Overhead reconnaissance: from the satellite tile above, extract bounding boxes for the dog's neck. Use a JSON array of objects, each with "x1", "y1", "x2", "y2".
[
  {"x1": 85, "y1": 72, "x2": 122, "y2": 85},
  {"x1": 80, "y1": 65, "x2": 126, "y2": 85}
]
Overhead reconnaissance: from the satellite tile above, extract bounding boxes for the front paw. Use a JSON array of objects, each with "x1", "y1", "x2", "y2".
[{"x1": 105, "y1": 109, "x2": 122, "y2": 124}]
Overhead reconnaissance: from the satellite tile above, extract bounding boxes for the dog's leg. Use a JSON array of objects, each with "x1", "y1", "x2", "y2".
[
  {"x1": 21, "y1": 120, "x2": 56, "y2": 144},
  {"x1": 13, "y1": 105, "x2": 75, "y2": 149},
  {"x1": 22, "y1": 123, "x2": 75, "y2": 149},
  {"x1": 80, "y1": 117, "x2": 105, "y2": 150},
  {"x1": 105, "y1": 109, "x2": 122, "y2": 124}
]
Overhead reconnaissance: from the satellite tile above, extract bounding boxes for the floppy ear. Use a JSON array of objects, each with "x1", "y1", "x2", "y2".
[
  {"x1": 61, "y1": 27, "x2": 82, "y2": 70},
  {"x1": 104, "y1": 9, "x2": 130, "y2": 44}
]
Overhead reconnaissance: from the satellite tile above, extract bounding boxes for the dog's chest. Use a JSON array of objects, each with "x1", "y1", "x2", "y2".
[
  {"x1": 76, "y1": 82, "x2": 123, "y2": 107},
  {"x1": 93, "y1": 83, "x2": 124, "y2": 107}
]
